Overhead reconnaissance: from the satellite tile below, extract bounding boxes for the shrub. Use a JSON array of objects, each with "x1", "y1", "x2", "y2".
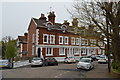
[{"x1": 111, "y1": 60, "x2": 120, "y2": 72}]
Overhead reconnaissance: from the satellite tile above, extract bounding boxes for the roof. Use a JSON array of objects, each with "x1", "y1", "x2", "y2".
[
  {"x1": 32, "y1": 18, "x2": 77, "y2": 34},
  {"x1": 18, "y1": 36, "x2": 27, "y2": 43}
]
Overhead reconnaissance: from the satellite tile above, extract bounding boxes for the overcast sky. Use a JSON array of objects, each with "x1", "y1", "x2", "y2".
[{"x1": 1, "y1": 0, "x2": 76, "y2": 40}]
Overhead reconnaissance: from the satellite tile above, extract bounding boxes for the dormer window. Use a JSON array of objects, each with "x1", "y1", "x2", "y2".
[
  {"x1": 61, "y1": 25, "x2": 67, "y2": 33},
  {"x1": 46, "y1": 22, "x2": 53, "y2": 30}
]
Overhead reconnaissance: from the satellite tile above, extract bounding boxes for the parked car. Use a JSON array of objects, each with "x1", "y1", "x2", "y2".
[
  {"x1": 45, "y1": 58, "x2": 58, "y2": 66},
  {"x1": 31, "y1": 57, "x2": 43, "y2": 67},
  {"x1": 0, "y1": 59, "x2": 13, "y2": 68},
  {"x1": 77, "y1": 58, "x2": 94, "y2": 70},
  {"x1": 91, "y1": 55, "x2": 97, "y2": 61},
  {"x1": 74, "y1": 56, "x2": 81, "y2": 62},
  {"x1": 98, "y1": 55, "x2": 108, "y2": 64},
  {"x1": 64, "y1": 57, "x2": 76, "y2": 63}
]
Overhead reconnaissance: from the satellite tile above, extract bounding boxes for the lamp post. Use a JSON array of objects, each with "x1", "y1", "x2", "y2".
[{"x1": 106, "y1": 17, "x2": 111, "y2": 72}]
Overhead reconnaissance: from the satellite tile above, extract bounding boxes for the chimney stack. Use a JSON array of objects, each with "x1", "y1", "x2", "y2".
[
  {"x1": 63, "y1": 20, "x2": 70, "y2": 26},
  {"x1": 72, "y1": 18, "x2": 78, "y2": 27},
  {"x1": 48, "y1": 11, "x2": 56, "y2": 25},
  {"x1": 24, "y1": 33, "x2": 28, "y2": 41},
  {"x1": 39, "y1": 13, "x2": 46, "y2": 23}
]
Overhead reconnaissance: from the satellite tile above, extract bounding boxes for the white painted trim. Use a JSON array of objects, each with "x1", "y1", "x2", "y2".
[
  {"x1": 32, "y1": 34, "x2": 35, "y2": 43},
  {"x1": 36, "y1": 47, "x2": 38, "y2": 56},
  {"x1": 74, "y1": 48, "x2": 79, "y2": 55},
  {"x1": 32, "y1": 18, "x2": 37, "y2": 26},
  {"x1": 81, "y1": 38, "x2": 85, "y2": 45},
  {"x1": 71, "y1": 37, "x2": 75, "y2": 45},
  {"x1": 43, "y1": 34, "x2": 49, "y2": 44},
  {"x1": 81, "y1": 48, "x2": 86, "y2": 54},
  {"x1": 20, "y1": 44, "x2": 23, "y2": 52},
  {"x1": 36, "y1": 44, "x2": 104, "y2": 49},
  {"x1": 32, "y1": 45, "x2": 34, "y2": 55},
  {"x1": 50, "y1": 35, "x2": 55, "y2": 44},
  {"x1": 64, "y1": 36, "x2": 69, "y2": 45},
  {"x1": 59, "y1": 36, "x2": 63, "y2": 44},
  {"x1": 76, "y1": 38, "x2": 80, "y2": 45},
  {"x1": 46, "y1": 48, "x2": 53, "y2": 56},
  {"x1": 59, "y1": 48, "x2": 65, "y2": 56},
  {"x1": 98, "y1": 49, "x2": 101, "y2": 54},
  {"x1": 84, "y1": 39, "x2": 88, "y2": 45},
  {"x1": 36, "y1": 29, "x2": 39, "y2": 45}
]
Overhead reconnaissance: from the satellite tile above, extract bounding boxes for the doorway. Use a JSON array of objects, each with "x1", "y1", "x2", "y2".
[{"x1": 38, "y1": 48, "x2": 41, "y2": 57}]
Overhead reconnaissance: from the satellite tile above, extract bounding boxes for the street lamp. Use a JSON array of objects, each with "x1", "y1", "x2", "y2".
[{"x1": 106, "y1": 17, "x2": 111, "y2": 72}]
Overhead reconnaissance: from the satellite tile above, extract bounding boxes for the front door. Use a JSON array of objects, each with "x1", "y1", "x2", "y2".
[{"x1": 38, "y1": 48, "x2": 41, "y2": 57}]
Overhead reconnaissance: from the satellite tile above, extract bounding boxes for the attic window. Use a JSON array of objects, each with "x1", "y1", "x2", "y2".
[
  {"x1": 46, "y1": 22, "x2": 53, "y2": 30},
  {"x1": 61, "y1": 25, "x2": 67, "y2": 33}
]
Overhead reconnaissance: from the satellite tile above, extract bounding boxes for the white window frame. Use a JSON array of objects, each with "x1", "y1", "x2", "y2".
[
  {"x1": 74, "y1": 48, "x2": 79, "y2": 55},
  {"x1": 98, "y1": 41, "x2": 103, "y2": 46},
  {"x1": 71, "y1": 37, "x2": 75, "y2": 45},
  {"x1": 98, "y1": 49, "x2": 101, "y2": 54},
  {"x1": 64, "y1": 36, "x2": 69, "y2": 45},
  {"x1": 59, "y1": 36, "x2": 63, "y2": 44},
  {"x1": 84, "y1": 39, "x2": 88, "y2": 45},
  {"x1": 81, "y1": 48, "x2": 86, "y2": 54},
  {"x1": 59, "y1": 48, "x2": 65, "y2": 55},
  {"x1": 90, "y1": 39, "x2": 96, "y2": 46},
  {"x1": 50, "y1": 35, "x2": 55, "y2": 44},
  {"x1": 46, "y1": 48, "x2": 53, "y2": 56},
  {"x1": 76, "y1": 38, "x2": 80, "y2": 45},
  {"x1": 81, "y1": 38, "x2": 85, "y2": 45},
  {"x1": 43, "y1": 34, "x2": 49, "y2": 43},
  {"x1": 93, "y1": 40, "x2": 96, "y2": 46}
]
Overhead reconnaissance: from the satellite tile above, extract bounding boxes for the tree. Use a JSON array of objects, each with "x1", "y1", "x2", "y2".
[
  {"x1": 5, "y1": 40, "x2": 17, "y2": 60},
  {"x1": 1, "y1": 36, "x2": 14, "y2": 58},
  {"x1": 68, "y1": 0, "x2": 120, "y2": 63}
]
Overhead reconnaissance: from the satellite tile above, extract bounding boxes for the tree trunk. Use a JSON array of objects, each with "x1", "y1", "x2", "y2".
[{"x1": 112, "y1": 26, "x2": 120, "y2": 63}]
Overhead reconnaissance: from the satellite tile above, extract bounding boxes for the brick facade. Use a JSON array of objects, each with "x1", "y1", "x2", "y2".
[{"x1": 18, "y1": 12, "x2": 105, "y2": 61}]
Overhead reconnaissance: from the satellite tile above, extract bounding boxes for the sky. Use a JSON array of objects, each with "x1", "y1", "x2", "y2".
[{"x1": 1, "y1": 0, "x2": 77, "y2": 40}]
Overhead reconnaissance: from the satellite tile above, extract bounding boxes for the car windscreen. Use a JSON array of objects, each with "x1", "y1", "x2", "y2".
[
  {"x1": 33, "y1": 58, "x2": 41, "y2": 60},
  {"x1": 80, "y1": 59, "x2": 91, "y2": 63}
]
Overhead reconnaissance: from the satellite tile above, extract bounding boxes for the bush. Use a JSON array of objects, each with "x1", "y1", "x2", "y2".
[
  {"x1": 14, "y1": 56, "x2": 20, "y2": 62},
  {"x1": 14, "y1": 56, "x2": 34, "y2": 62},
  {"x1": 111, "y1": 60, "x2": 120, "y2": 72}
]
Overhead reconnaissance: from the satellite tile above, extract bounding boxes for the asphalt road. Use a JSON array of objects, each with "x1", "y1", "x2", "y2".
[{"x1": 2, "y1": 62, "x2": 119, "y2": 78}]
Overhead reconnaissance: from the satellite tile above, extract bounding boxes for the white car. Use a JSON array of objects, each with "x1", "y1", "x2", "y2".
[
  {"x1": 64, "y1": 57, "x2": 76, "y2": 63},
  {"x1": 98, "y1": 56, "x2": 108, "y2": 64},
  {"x1": 31, "y1": 57, "x2": 43, "y2": 67},
  {"x1": 77, "y1": 58, "x2": 94, "y2": 70},
  {"x1": 0, "y1": 59, "x2": 13, "y2": 68}
]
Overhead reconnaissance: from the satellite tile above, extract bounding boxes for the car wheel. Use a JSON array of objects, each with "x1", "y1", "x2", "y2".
[
  {"x1": 56, "y1": 63, "x2": 58, "y2": 65},
  {"x1": 89, "y1": 66, "x2": 92, "y2": 70},
  {"x1": 77, "y1": 68, "x2": 80, "y2": 69},
  {"x1": 9, "y1": 63, "x2": 13, "y2": 69},
  {"x1": 45, "y1": 63, "x2": 48, "y2": 66},
  {"x1": 40, "y1": 65, "x2": 43, "y2": 67}
]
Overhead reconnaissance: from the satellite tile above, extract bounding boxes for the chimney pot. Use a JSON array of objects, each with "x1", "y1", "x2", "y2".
[
  {"x1": 72, "y1": 18, "x2": 78, "y2": 27},
  {"x1": 48, "y1": 12, "x2": 56, "y2": 25}
]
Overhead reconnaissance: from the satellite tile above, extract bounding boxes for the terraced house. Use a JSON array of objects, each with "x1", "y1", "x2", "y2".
[{"x1": 18, "y1": 12, "x2": 105, "y2": 61}]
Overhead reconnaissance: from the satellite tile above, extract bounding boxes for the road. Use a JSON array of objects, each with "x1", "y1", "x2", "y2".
[{"x1": 2, "y1": 62, "x2": 120, "y2": 78}]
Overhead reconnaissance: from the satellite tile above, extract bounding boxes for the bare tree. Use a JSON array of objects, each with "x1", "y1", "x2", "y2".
[{"x1": 68, "y1": 0, "x2": 120, "y2": 62}]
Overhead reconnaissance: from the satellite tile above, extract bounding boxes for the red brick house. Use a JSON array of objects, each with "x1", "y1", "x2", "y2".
[
  {"x1": 26, "y1": 12, "x2": 104, "y2": 61},
  {"x1": 17, "y1": 33, "x2": 28, "y2": 57}
]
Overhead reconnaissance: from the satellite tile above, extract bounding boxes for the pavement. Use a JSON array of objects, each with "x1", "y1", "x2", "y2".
[
  {"x1": 86, "y1": 62, "x2": 120, "y2": 78},
  {"x1": 13, "y1": 60, "x2": 31, "y2": 68}
]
